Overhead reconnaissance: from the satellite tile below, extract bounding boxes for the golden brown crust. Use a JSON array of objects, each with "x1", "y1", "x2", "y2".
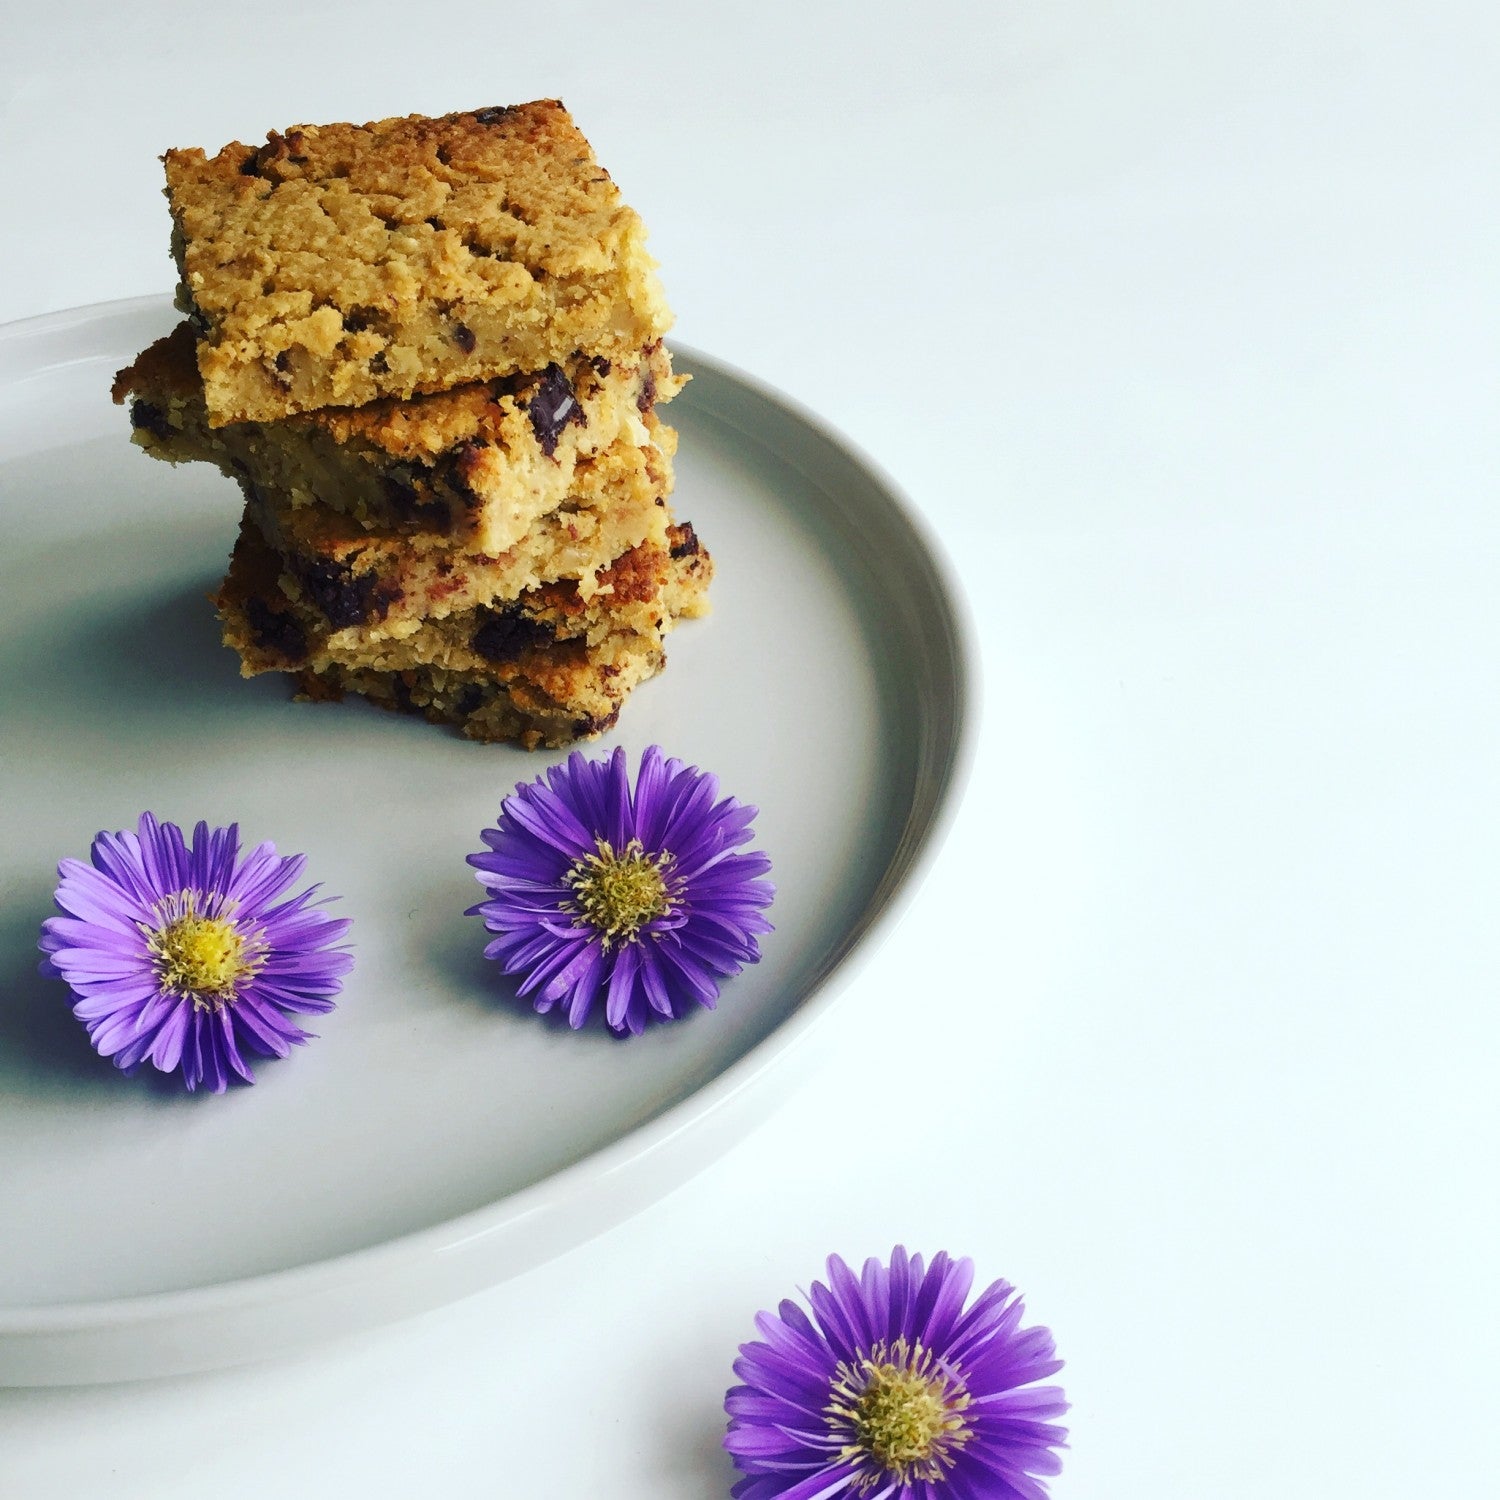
[
  {"x1": 111, "y1": 321, "x2": 199, "y2": 406},
  {"x1": 163, "y1": 102, "x2": 674, "y2": 424},
  {"x1": 114, "y1": 323, "x2": 682, "y2": 463}
]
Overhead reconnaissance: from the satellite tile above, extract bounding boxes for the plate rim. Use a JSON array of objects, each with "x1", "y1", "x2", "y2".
[{"x1": 0, "y1": 296, "x2": 979, "y2": 1374}]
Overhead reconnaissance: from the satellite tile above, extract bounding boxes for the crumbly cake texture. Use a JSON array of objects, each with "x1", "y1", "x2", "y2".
[
  {"x1": 216, "y1": 515, "x2": 713, "y2": 748},
  {"x1": 124, "y1": 101, "x2": 703, "y2": 747},
  {"x1": 244, "y1": 450, "x2": 673, "y2": 641},
  {"x1": 294, "y1": 654, "x2": 664, "y2": 750},
  {"x1": 113, "y1": 322, "x2": 683, "y2": 557},
  {"x1": 163, "y1": 101, "x2": 674, "y2": 425},
  {"x1": 217, "y1": 512, "x2": 711, "y2": 676}
]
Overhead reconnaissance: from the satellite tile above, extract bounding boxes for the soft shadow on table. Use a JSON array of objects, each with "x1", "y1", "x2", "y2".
[
  {"x1": 88, "y1": 581, "x2": 243, "y2": 706},
  {"x1": 0, "y1": 877, "x2": 112, "y2": 1094},
  {"x1": 0, "y1": 854, "x2": 250, "y2": 1107},
  {"x1": 421, "y1": 882, "x2": 503, "y2": 1004},
  {"x1": 0, "y1": 575, "x2": 259, "y2": 1092},
  {"x1": 3, "y1": 574, "x2": 253, "y2": 729},
  {"x1": 418, "y1": 878, "x2": 636, "y2": 1040},
  {"x1": 663, "y1": 1405, "x2": 742, "y2": 1497}
]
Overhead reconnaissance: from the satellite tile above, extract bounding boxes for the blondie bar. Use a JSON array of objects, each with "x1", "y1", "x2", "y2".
[
  {"x1": 114, "y1": 322, "x2": 682, "y2": 558},
  {"x1": 163, "y1": 102, "x2": 673, "y2": 424},
  {"x1": 218, "y1": 516, "x2": 712, "y2": 748},
  {"x1": 243, "y1": 449, "x2": 672, "y2": 644}
]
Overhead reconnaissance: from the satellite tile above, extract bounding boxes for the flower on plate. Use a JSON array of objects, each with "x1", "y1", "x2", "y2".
[
  {"x1": 725, "y1": 1247, "x2": 1068, "y2": 1500},
  {"x1": 466, "y1": 744, "x2": 774, "y2": 1035},
  {"x1": 38, "y1": 813, "x2": 352, "y2": 1093}
]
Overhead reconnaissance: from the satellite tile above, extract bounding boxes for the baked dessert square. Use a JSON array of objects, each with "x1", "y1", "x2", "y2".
[
  {"x1": 218, "y1": 511, "x2": 710, "y2": 673},
  {"x1": 217, "y1": 513, "x2": 713, "y2": 748},
  {"x1": 113, "y1": 322, "x2": 682, "y2": 558},
  {"x1": 163, "y1": 101, "x2": 674, "y2": 424},
  {"x1": 243, "y1": 443, "x2": 674, "y2": 641}
]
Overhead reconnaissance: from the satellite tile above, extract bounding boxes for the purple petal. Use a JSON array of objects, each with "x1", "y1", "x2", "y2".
[
  {"x1": 603, "y1": 942, "x2": 643, "y2": 1034},
  {"x1": 467, "y1": 746, "x2": 773, "y2": 1036}
]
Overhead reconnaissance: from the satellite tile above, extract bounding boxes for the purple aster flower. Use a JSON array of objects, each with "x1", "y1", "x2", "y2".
[
  {"x1": 725, "y1": 1248, "x2": 1068, "y2": 1500},
  {"x1": 38, "y1": 813, "x2": 352, "y2": 1093},
  {"x1": 466, "y1": 744, "x2": 774, "y2": 1035}
]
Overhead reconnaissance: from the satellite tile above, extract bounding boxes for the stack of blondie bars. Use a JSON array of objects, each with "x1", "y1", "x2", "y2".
[{"x1": 113, "y1": 102, "x2": 709, "y2": 748}]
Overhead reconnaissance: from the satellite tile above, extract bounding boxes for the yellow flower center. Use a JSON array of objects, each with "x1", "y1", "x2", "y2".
[
  {"x1": 829, "y1": 1339, "x2": 972, "y2": 1487},
  {"x1": 564, "y1": 838, "x2": 673, "y2": 946},
  {"x1": 144, "y1": 893, "x2": 263, "y2": 1008}
]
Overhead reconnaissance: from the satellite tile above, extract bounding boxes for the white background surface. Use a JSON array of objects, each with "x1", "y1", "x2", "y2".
[{"x1": 2, "y1": 2, "x2": 1497, "y2": 1494}]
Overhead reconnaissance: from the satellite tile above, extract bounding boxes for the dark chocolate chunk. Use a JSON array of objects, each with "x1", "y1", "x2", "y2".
[
  {"x1": 589, "y1": 355, "x2": 612, "y2": 378},
  {"x1": 637, "y1": 367, "x2": 657, "y2": 417},
  {"x1": 528, "y1": 364, "x2": 586, "y2": 457},
  {"x1": 129, "y1": 400, "x2": 172, "y2": 440},
  {"x1": 455, "y1": 684, "x2": 485, "y2": 718},
  {"x1": 572, "y1": 707, "x2": 621, "y2": 739},
  {"x1": 471, "y1": 106, "x2": 519, "y2": 125},
  {"x1": 470, "y1": 607, "x2": 553, "y2": 664},
  {"x1": 444, "y1": 439, "x2": 489, "y2": 510},
  {"x1": 668, "y1": 521, "x2": 701, "y2": 560},
  {"x1": 293, "y1": 558, "x2": 392, "y2": 630},
  {"x1": 243, "y1": 597, "x2": 307, "y2": 664},
  {"x1": 453, "y1": 322, "x2": 477, "y2": 353},
  {"x1": 381, "y1": 471, "x2": 451, "y2": 532}
]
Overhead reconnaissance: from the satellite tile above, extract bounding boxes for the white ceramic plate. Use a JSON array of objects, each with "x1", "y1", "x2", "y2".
[{"x1": 0, "y1": 298, "x2": 973, "y2": 1385}]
